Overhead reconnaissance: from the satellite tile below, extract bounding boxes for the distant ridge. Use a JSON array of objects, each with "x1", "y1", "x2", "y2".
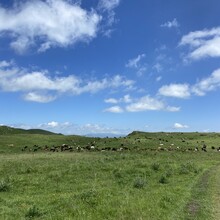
[{"x1": 0, "y1": 126, "x2": 60, "y2": 135}]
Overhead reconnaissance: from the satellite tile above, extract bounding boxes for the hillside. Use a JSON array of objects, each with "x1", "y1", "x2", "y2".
[{"x1": 0, "y1": 126, "x2": 59, "y2": 135}]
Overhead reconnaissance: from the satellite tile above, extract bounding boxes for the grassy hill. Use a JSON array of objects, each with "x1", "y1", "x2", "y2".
[
  {"x1": 1, "y1": 129, "x2": 220, "y2": 154},
  {"x1": 0, "y1": 126, "x2": 59, "y2": 135},
  {"x1": 1, "y1": 130, "x2": 220, "y2": 219}
]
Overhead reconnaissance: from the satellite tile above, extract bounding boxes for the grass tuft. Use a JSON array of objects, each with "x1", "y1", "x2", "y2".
[
  {"x1": 25, "y1": 205, "x2": 42, "y2": 219},
  {"x1": 0, "y1": 178, "x2": 11, "y2": 192},
  {"x1": 133, "y1": 177, "x2": 146, "y2": 188},
  {"x1": 151, "y1": 162, "x2": 160, "y2": 171},
  {"x1": 159, "y1": 175, "x2": 168, "y2": 184}
]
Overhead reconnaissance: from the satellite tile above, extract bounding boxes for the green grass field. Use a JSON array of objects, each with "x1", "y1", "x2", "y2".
[{"x1": 1, "y1": 127, "x2": 220, "y2": 219}]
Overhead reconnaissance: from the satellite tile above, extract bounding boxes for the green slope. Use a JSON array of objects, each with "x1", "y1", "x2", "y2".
[{"x1": 0, "y1": 126, "x2": 59, "y2": 135}]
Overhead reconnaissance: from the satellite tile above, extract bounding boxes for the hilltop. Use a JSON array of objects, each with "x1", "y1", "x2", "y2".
[{"x1": 0, "y1": 126, "x2": 60, "y2": 135}]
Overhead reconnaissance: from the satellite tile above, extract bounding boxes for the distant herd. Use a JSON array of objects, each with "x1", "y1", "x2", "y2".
[{"x1": 20, "y1": 142, "x2": 220, "y2": 153}]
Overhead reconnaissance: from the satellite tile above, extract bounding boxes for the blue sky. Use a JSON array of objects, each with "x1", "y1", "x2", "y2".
[{"x1": 0, "y1": 0, "x2": 220, "y2": 135}]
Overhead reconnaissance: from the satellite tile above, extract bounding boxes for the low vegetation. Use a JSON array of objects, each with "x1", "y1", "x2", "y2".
[{"x1": 0, "y1": 127, "x2": 220, "y2": 219}]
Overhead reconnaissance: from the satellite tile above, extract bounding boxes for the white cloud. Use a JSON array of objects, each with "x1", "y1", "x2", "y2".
[
  {"x1": 180, "y1": 27, "x2": 220, "y2": 61},
  {"x1": 0, "y1": 61, "x2": 135, "y2": 102},
  {"x1": 126, "y1": 54, "x2": 146, "y2": 68},
  {"x1": 161, "y1": 18, "x2": 179, "y2": 28},
  {"x1": 173, "y1": 123, "x2": 189, "y2": 129},
  {"x1": 98, "y1": 0, "x2": 120, "y2": 36},
  {"x1": 158, "y1": 84, "x2": 191, "y2": 98},
  {"x1": 125, "y1": 95, "x2": 179, "y2": 112},
  {"x1": 104, "y1": 105, "x2": 124, "y2": 113},
  {"x1": 104, "y1": 95, "x2": 180, "y2": 113},
  {"x1": 0, "y1": 60, "x2": 13, "y2": 68},
  {"x1": 47, "y1": 121, "x2": 59, "y2": 128},
  {"x1": 104, "y1": 98, "x2": 118, "y2": 104},
  {"x1": 166, "y1": 106, "x2": 180, "y2": 112},
  {"x1": 137, "y1": 67, "x2": 147, "y2": 76},
  {"x1": 123, "y1": 94, "x2": 132, "y2": 103},
  {"x1": 158, "y1": 68, "x2": 220, "y2": 99},
  {"x1": 192, "y1": 68, "x2": 220, "y2": 96},
  {"x1": 37, "y1": 121, "x2": 130, "y2": 135},
  {"x1": 98, "y1": 0, "x2": 120, "y2": 11},
  {"x1": 156, "y1": 76, "x2": 162, "y2": 82},
  {"x1": 0, "y1": 0, "x2": 101, "y2": 53},
  {"x1": 104, "y1": 94, "x2": 132, "y2": 104},
  {"x1": 153, "y1": 63, "x2": 163, "y2": 72},
  {"x1": 24, "y1": 92, "x2": 56, "y2": 103}
]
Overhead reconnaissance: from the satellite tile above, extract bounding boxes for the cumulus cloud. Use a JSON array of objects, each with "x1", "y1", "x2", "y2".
[
  {"x1": 0, "y1": 60, "x2": 13, "y2": 68},
  {"x1": 173, "y1": 123, "x2": 189, "y2": 129},
  {"x1": 104, "y1": 98, "x2": 118, "y2": 104},
  {"x1": 0, "y1": 0, "x2": 101, "y2": 53},
  {"x1": 158, "y1": 68, "x2": 220, "y2": 98},
  {"x1": 192, "y1": 68, "x2": 220, "y2": 96},
  {"x1": 104, "y1": 94, "x2": 132, "y2": 104},
  {"x1": 47, "y1": 121, "x2": 59, "y2": 128},
  {"x1": 23, "y1": 92, "x2": 56, "y2": 103},
  {"x1": 158, "y1": 84, "x2": 191, "y2": 98},
  {"x1": 0, "y1": 61, "x2": 135, "y2": 103},
  {"x1": 125, "y1": 96, "x2": 180, "y2": 112},
  {"x1": 104, "y1": 105, "x2": 124, "y2": 113},
  {"x1": 161, "y1": 18, "x2": 179, "y2": 28},
  {"x1": 179, "y1": 27, "x2": 220, "y2": 61},
  {"x1": 104, "y1": 94, "x2": 180, "y2": 113}
]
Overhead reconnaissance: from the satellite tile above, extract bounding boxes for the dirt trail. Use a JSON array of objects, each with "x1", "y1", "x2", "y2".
[
  {"x1": 184, "y1": 164, "x2": 220, "y2": 220},
  {"x1": 210, "y1": 164, "x2": 220, "y2": 219}
]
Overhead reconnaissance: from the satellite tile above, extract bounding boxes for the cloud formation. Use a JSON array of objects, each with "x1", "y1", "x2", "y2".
[
  {"x1": 125, "y1": 96, "x2": 179, "y2": 112},
  {"x1": 161, "y1": 18, "x2": 179, "y2": 28},
  {"x1": 0, "y1": 0, "x2": 101, "y2": 53},
  {"x1": 158, "y1": 68, "x2": 220, "y2": 98},
  {"x1": 0, "y1": 60, "x2": 135, "y2": 102},
  {"x1": 104, "y1": 106, "x2": 124, "y2": 113},
  {"x1": 126, "y1": 54, "x2": 146, "y2": 68},
  {"x1": 192, "y1": 68, "x2": 220, "y2": 96},
  {"x1": 180, "y1": 27, "x2": 220, "y2": 61},
  {"x1": 126, "y1": 54, "x2": 147, "y2": 76},
  {"x1": 37, "y1": 121, "x2": 130, "y2": 135},
  {"x1": 158, "y1": 84, "x2": 191, "y2": 98},
  {"x1": 98, "y1": 0, "x2": 120, "y2": 25},
  {"x1": 104, "y1": 94, "x2": 132, "y2": 104},
  {"x1": 173, "y1": 123, "x2": 189, "y2": 129},
  {"x1": 104, "y1": 95, "x2": 180, "y2": 113}
]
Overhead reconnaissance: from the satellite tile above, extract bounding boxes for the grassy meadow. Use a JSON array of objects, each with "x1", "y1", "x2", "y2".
[{"x1": 1, "y1": 128, "x2": 220, "y2": 219}]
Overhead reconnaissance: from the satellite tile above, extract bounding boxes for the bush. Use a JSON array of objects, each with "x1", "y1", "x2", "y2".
[
  {"x1": 133, "y1": 177, "x2": 146, "y2": 189},
  {"x1": 25, "y1": 205, "x2": 42, "y2": 219}
]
